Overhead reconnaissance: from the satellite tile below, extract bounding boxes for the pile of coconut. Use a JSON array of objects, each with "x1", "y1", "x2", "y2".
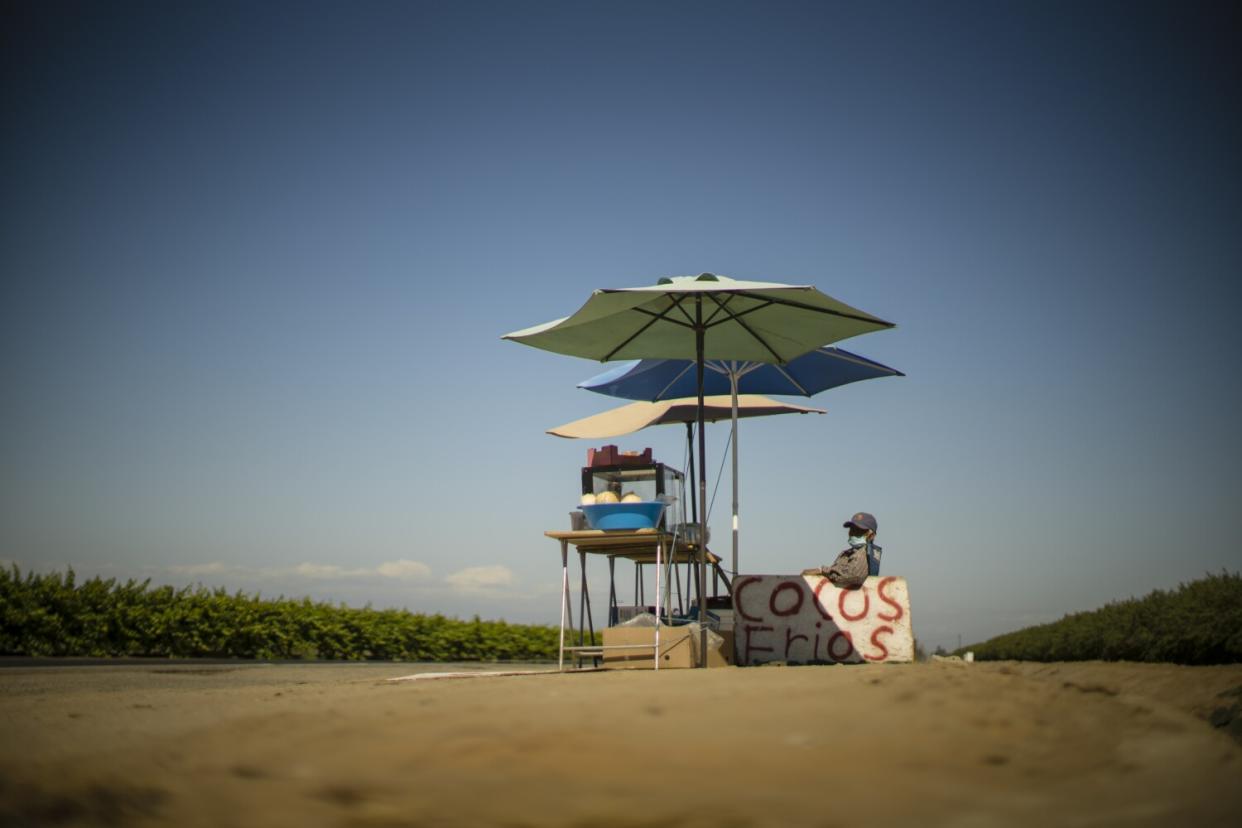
[{"x1": 580, "y1": 491, "x2": 643, "y2": 505}]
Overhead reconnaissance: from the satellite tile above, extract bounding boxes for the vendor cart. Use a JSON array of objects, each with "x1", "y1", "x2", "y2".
[{"x1": 545, "y1": 527, "x2": 730, "y2": 670}]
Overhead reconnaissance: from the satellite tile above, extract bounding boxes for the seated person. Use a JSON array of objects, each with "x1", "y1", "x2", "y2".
[{"x1": 801, "y1": 512, "x2": 883, "y2": 589}]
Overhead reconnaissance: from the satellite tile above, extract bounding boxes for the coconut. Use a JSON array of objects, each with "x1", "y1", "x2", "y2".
[
  {"x1": 579, "y1": 493, "x2": 596, "y2": 506},
  {"x1": 595, "y1": 490, "x2": 619, "y2": 504},
  {"x1": 621, "y1": 492, "x2": 642, "y2": 503}
]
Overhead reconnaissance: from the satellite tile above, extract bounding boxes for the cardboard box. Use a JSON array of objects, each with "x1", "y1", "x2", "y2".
[
  {"x1": 602, "y1": 625, "x2": 693, "y2": 669},
  {"x1": 602, "y1": 625, "x2": 731, "y2": 669},
  {"x1": 587, "y1": 445, "x2": 653, "y2": 467}
]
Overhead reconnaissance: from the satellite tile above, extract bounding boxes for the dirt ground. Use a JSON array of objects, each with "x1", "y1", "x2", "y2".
[{"x1": 2, "y1": 659, "x2": 1241, "y2": 827}]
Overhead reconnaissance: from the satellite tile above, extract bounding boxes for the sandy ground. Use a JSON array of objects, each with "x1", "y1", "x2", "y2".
[{"x1": 2, "y1": 659, "x2": 1241, "y2": 827}]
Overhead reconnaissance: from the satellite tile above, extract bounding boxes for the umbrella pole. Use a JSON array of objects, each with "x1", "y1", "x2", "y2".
[
  {"x1": 731, "y1": 368, "x2": 739, "y2": 580},
  {"x1": 685, "y1": 422, "x2": 697, "y2": 524},
  {"x1": 696, "y1": 299, "x2": 708, "y2": 668}
]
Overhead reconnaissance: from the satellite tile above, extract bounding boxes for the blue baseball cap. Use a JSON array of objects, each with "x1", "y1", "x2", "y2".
[{"x1": 843, "y1": 512, "x2": 877, "y2": 533}]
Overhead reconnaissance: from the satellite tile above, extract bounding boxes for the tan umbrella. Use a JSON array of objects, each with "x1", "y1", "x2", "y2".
[{"x1": 547, "y1": 394, "x2": 824, "y2": 439}]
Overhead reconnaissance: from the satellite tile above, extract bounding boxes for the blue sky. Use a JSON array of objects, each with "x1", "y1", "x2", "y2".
[{"x1": 3, "y1": 1, "x2": 1239, "y2": 653}]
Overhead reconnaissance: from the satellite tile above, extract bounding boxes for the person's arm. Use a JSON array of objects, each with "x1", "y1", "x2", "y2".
[{"x1": 826, "y1": 548, "x2": 867, "y2": 589}]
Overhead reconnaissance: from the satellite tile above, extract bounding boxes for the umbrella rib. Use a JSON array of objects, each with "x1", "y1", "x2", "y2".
[
  {"x1": 705, "y1": 293, "x2": 784, "y2": 362},
  {"x1": 732, "y1": 290, "x2": 895, "y2": 327},
  {"x1": 630, "y1": 304, "x2": 697, "y2": 330},
  {"x1": 656, "y1": 362, "x2": 698, "y2": 400},
  {"x1": 772, "y1": 364, "x2": 810, "y2": 395},
  {"x1": 735, "y1": 361, "x2": 764, "y2": 380},
  {"x1": 813, "y1": 347, "x2": 903, "y2": 375},
  {"x1": 702, "y1": 298, "x2": 774, "y2": 330},
  {"x1": 702, "y1": 292, "x2": 741, "y2": 327},
  {"x1": 603, "y1": 304, "x2": 690, "y2": 361},
  {"x1": 663, "y1": 293, "x2": 700, "y2": 327}
]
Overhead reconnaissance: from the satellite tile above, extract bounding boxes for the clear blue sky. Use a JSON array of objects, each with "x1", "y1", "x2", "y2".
[{"x1": 3, "y1": 1, "x2": 1239, "y2": 653}]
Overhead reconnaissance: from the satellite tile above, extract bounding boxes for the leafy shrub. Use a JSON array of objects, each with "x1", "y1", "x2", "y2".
[
  {"x1": 0, "y1": 565, "x2": 592, "y2": 661},
  {"x1": 963, "y1": 572, "x2": 1242, "y2": 665}
]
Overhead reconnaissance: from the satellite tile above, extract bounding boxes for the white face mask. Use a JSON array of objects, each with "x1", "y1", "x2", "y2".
[{"x1": 848, "y1": 534, "x2": 868, "y2": 548}]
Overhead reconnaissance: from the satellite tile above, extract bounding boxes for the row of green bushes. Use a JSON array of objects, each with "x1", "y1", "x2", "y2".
[
  {"x1": 963, "y1": 572, "x2": 1242, "y2": 664},
  {"x1": 0, "y1": 566, "x2": 584, "y2": 661}
]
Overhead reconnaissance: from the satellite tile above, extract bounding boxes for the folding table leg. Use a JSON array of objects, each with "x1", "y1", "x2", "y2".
[
  {"x1": 580, "y1": 549, "x2": 598, "y2": 667},
  {"x1": 608, "y1": 557, "x2": 618, "y2": 626},
  {"x1": 559, "y1": 539, "x2": 570, "y2": 671}
]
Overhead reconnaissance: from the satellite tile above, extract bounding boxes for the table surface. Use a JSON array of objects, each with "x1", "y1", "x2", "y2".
[{"x1": 545, "y1": 529, "x2": 718, "y2": 563}]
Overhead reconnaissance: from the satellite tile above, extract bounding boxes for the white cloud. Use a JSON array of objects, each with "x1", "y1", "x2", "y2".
[
  {"x1": 445, "y1": 565, "x2": 515, "y2": 594},
  {"x1": 375, "y1": 559, "x2": 432, "y2": 580},
  {"x1": 168, "y1": 562, "x2": 229, "y2": 576},
  {"x1": 163, "y1": 559, "x2": 433, "y2": 582},
  {"x1": 294, "y1": 562, "x2": 348, "y2": 578}
]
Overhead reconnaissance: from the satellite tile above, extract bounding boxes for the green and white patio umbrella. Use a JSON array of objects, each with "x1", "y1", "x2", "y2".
[{"x1": 503, "y1": 272, "x2": 895, "y2": 665}]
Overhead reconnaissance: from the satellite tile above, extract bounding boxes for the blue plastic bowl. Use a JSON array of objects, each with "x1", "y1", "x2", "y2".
[{"x1": 581, "y1": 501, "x2": 665, "y2": 531}]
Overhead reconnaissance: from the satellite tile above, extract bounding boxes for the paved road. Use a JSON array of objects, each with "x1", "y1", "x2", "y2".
[{"x1": 0, "y1": 659, "x2": 550, "y2": 696}]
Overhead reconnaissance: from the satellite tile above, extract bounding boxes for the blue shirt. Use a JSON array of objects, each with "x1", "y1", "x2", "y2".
[{"x1": 866, "y1": 543, "x2": 883, "y2": 576}]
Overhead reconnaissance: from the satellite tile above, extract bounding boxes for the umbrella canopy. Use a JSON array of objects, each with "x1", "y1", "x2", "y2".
[
  {"x1": 503, "y1": 273, "x2": 893, "y2": 364},
  {"x1": 546, "y1": 394, "x2": 825, "y2": 439},
  {"x1": 577, "y1": 347, "x2": 904, "y2": 574},
  {"x1": 578, "y1": 346, "x2": 904, "y2": 401},
  {"x1": 504, "y1": 272, "x2": 895, "y2": 666}
]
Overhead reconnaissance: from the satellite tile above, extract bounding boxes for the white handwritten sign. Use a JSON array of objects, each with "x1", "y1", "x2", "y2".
[{"x1": 732, "y1": 575, "x2": 914, "y2": 665}]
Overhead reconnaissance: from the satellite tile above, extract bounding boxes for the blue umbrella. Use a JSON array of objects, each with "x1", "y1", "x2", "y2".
[
  {"x1": 578, "y1": 347, "x2": 903, "y2": 576},
  {"x1": 579, "y1": 346, "x2": 902, "y2": 401}
]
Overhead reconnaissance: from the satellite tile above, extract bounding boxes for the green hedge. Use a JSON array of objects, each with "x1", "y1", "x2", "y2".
[
  {"x1": 0, "y1": 566, "x2": 589, "y2": 661},
  {"x1": 963, "y1": 572, "x2": 1242, "y2": 664}
]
